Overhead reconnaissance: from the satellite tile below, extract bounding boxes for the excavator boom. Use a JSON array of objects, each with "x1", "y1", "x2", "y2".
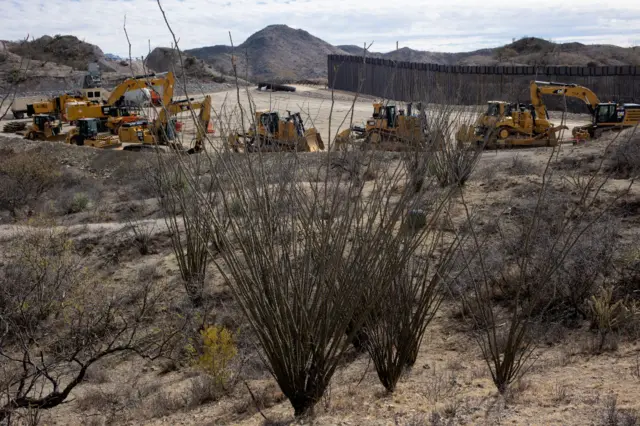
[
  {"x1": 531, "y1": 80, "x2": 601, "y2": 115},
  {"x1": 107, "y1": 72, "x2": 175, "y2": 106}
]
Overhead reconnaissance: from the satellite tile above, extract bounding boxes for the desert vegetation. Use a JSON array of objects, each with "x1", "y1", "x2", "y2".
[{"x1": 1, "y1": 15, "x2": 640, "y2": 426}]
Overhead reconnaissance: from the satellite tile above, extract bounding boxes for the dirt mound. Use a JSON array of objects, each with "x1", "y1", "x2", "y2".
[
  {"x1": 186, "y1": 24, "x2": 347, "y2": 82},
  {"x1": 145, "y1": 47, "x2": 236, "y2": 84}
]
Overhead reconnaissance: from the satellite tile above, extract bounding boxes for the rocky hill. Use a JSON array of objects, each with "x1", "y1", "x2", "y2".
[
  {"x1": 0, "y1": 35, "x2": 150, "y2": 94},
  {"x1": 340, "y1": 38, "x2": 640, "y2": 67},
  {"x1": 144, "y1": 47, "x2": 237, "y2": 84},
  {"x1": 4, "y1": 35, "x2": 146, "y2": 74},
  {"x1": 186, "y1": 24, "x2": 346, "y2": 82}
]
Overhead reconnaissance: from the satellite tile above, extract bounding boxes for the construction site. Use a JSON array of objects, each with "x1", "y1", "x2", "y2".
[{"x1": 1, "y1": 26, "x2": 640, "y2": 426}]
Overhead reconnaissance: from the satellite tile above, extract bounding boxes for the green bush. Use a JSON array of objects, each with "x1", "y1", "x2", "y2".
[{"x1": 66, "y1": 192, "x2": 90, "y2": 214}]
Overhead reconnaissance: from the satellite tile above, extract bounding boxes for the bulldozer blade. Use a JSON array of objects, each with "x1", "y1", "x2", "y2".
[{"x1": 303, "y1": 128, "x2": 324, "y2": 151}]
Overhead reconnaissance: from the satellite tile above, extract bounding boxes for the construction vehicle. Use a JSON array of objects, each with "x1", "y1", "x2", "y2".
[
  {"x1": 27, "y1": 93, "x2": 94, "y2": 119},
  {"x1": 456, "y1": 82, "x2": 569, "y2": 148},
  {"x1": 66, "y1": 118, "x2": 121, "y2": 149},
  {"x1": 120, "y1": 95, "x2": 213, "y2": 153},
  {"x1": 11, "y1": 96, "x2": 48, "y2": 119},
  {"x1": 335, "y1": 102, "x2": 438, "y2": 151},
  {"x1": 530, "y1": 81, "x2": 640, "y2": 140},
  {"x1": 65, "y1": 72, "x2": 175, "y2": 134},
  {"x1": 228, "y1": 110, "x2": 324, "y2": 152},
  {"x1": 22, "y1": 114, "x2": 66, "y2": 141}
]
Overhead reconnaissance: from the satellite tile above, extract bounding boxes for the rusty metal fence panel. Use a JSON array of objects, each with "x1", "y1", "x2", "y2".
[{"x1": 327, "y1": 55, "x2": 640, "y2": 112}]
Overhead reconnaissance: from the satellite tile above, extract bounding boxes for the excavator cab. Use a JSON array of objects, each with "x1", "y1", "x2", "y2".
[{"x1": 594, "y1": 104, "x2": 619, "y2": 124}]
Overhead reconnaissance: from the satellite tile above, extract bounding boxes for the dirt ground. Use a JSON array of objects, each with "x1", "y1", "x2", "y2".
[{"x1": 0, "y1": 86, "x2": 637, "y2": 426}]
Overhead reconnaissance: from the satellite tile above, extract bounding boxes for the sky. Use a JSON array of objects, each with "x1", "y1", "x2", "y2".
[{"x1": 1, "y1": 0, "x2": 640, "y2": 58}]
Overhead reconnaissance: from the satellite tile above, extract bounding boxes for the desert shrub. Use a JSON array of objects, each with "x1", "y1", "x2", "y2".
[
  {"x1": 187, "y1": 375, "x2": 225, "y2": 407},
  {"x1": 128, "y1": 219, "x2": 156, "y2": 255},
  {"x1": 156, "y1": 158, "x2": 218, "y2": 307},
  {"x1": 0, "y1": 226, "x2": 177, "y2": 420},
  {"x1": 553, "y1": 217, "x2": 618, "y2": 321},
  {"x1": 505, "y1": 155, "x2": 537, "y2": 176},
  {"x1": 453, "y1": 144, "x2": 626, "y2": 394},
  {"x1": 365, "y1": 244, "x2": 458, "y2": 392},
  {"x1": 588, "y1": 285, "x2": 640, "y2": 351},
  {"x1": 7, "y1": 68, "x2": 26, "y2": 84},
  {"x1": 0, "y1": 151, "x2": 61, "y2": 217},
  {"x1": 608, "y1": 130, "x2": 640, "y2": 179},
  {"x1": 65, "y1": 192, "x2": 91, "y2": 214},
  {"x1": 599, "y1": 394, "x2": 639, "y2": 426},
  {"x1": 0, "y1": 226, "x2": 83, "y2": 341},
  {"x1": 190, "y1": 325, "x2": 237, "y2": 387},
  {"x1": 429, "y1": 146, "x2": 481, "y2": 187},
  {"x1": 172, "y1": 142, "x2": 456, "y2": 416}
]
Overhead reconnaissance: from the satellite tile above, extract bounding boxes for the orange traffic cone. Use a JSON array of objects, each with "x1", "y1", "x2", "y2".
[{"x1": 206, "y1": 120, "x2": 214, "y2": 134}]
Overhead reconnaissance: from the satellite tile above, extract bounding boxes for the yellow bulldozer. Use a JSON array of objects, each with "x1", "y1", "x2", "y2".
[
  {"x1": 456, "y1": 82, "x2": 569, "y2": 149},
  {"x1": 66, "y1": 118, "x2": 121, "y2": 149},
  {"x1": 229, "y1": 110, "x2": 324, "y2": 152},
  {"x1": 22, "y1": 114, "x2": 67, "y2": 141},
  {"x1": 335, "y1": 102, "x2": 439, "y2": 151}
]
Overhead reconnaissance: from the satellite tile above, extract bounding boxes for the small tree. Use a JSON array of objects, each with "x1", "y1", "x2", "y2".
[{"x1": 0, "y1": 225, "x2": 180, "y2": 421}]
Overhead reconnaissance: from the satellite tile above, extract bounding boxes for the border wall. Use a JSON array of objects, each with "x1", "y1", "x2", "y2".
[{"x1": 327, "y1": 54, "x2": 640, "y2": 112}]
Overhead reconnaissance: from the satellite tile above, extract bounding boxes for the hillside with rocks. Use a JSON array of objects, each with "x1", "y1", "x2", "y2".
[
  {"x1": 0, "y1": 35, "x2": 148, "y2": 94},
  {"x1": 144, "y1": 47, "x2": 246, "y2": 86},
  {"x1": 186, "y1": 24, "x2": 346, "y2": 82}
]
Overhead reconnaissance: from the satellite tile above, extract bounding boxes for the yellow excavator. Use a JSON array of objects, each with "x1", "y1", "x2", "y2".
[
  {"x1": 229, "y1": 110, "x2": 324, "y2": 152},
  {"x1": 119, "y1": 95, "x2": 213, "y2": 153},
  {"x1": 65, "y1": 72, "x2": 175, "y2": 134},
  {"x1": 457, "y1": 82, "x2": 569, "y2": 148},
  {"x1": 531, "y1": 81, "x2": 640, "y2": 140}
]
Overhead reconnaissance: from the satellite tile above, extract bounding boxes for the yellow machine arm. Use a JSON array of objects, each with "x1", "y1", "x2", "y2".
[
  {"x1": 531, "y1": 80, "x2": 601, "y2": 115},
  {"x1": 106, "y1": 72, "x2": 175, "y2": 106}
]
